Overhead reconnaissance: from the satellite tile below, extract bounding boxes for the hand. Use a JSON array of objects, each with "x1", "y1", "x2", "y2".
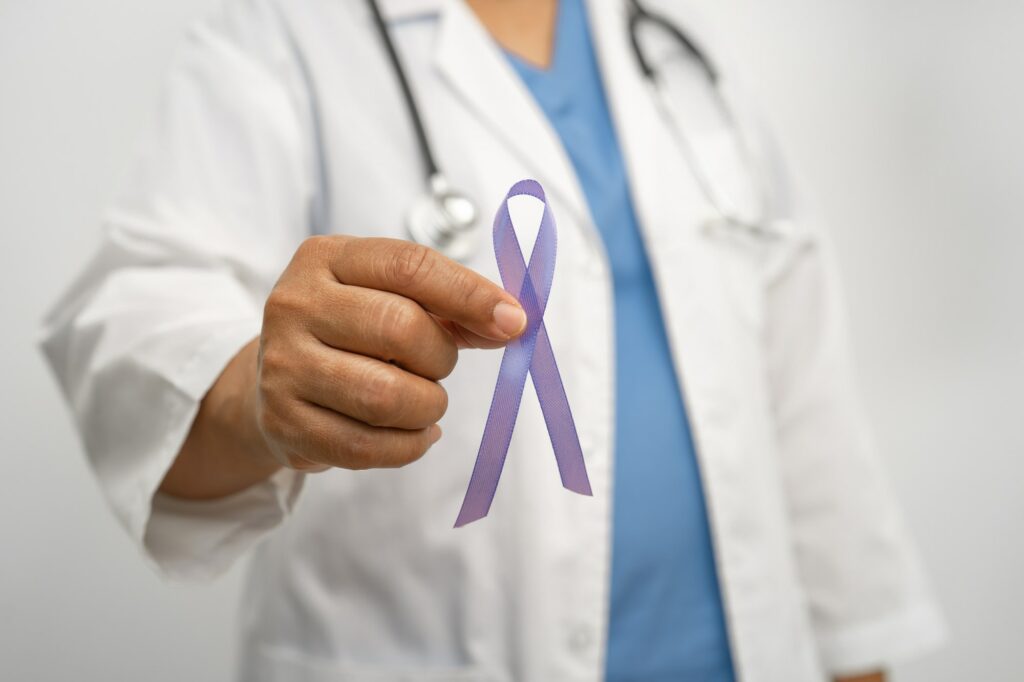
[
  {"x1": 253, "y1": 236, "x2": 526, "y2": 472},
  {"x1": 161, "y1": 236, "x2": 525, "y2": 499}
]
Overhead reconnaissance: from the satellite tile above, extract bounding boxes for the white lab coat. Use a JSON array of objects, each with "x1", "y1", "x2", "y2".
[{"x1": 40, "y1": 0, "x2": 946, "y2": 679}]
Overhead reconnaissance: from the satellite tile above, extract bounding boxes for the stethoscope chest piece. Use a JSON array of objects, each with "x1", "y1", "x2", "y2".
[{"x1": 405, "y1": 174, "x2": 480, "y2": 262}]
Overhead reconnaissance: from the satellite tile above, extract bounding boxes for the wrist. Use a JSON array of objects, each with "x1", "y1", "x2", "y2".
[
  {"x1": 216, "y1": 337, "x2": 282, "y2": 479},
  {"x1": 233, "y1": 338, "x2": 280, "y2": 470},
  {"x1": 160, "y1": 337, "x2": 281, "y2": 499}
]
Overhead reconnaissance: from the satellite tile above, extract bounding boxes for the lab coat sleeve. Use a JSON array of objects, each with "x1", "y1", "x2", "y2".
[
  {"x1": 39, "y1": 0, "x2": 315, "y2": 580},
  {"x1": 762, "y1": 172, "x2": 948, "y2": 671}
]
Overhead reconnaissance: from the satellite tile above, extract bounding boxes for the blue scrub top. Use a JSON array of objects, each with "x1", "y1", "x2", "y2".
[{"x1": 505, "y1": 1, "x2": 735, "y2": 679}]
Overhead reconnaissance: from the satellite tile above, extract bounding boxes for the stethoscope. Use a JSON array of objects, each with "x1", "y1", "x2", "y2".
[{"x1": 365, "y1": 0, "x2": 784, "y2": 261}]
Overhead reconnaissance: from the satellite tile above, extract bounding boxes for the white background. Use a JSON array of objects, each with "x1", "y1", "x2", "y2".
[{"x1": 1, "y1": 0, "x2": 1020, "y2": 679}]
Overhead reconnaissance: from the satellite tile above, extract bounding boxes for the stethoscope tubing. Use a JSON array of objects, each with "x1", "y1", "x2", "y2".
[
  {"x1": 364, "y1": 0, "x2": 442, "y2": 179},
  {"x1": 365, "y1": 0, "x2": 782, "y2": 256}
]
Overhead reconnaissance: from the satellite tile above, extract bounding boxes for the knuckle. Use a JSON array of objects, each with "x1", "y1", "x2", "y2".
[
  {"x1": 297, "y1": 235, "x2": 332, "y2": 260},
  {"x1": 450, "y1": 267, "x2": 484, "y2": 309},
  {"x1": 257, "y1": 401, "x2": 289, "y2": 444},
  {"x1": 386, "y1": 241, "x2": 435, "y2": 289},
  {"x1": 263, "y1": 287, "x2": 305, "y2": 321},
  {"x1": 375, "y1": 297, "x2": 422, "y2": 357},
  {"x1": 359, "y1": 367, "x2": 402, "y2": 424},
  {"x1": 342, "y1": 429, "x2": 379, "y2": 469},
  {"x1": 258, "y1": 346, "x2": 290, "y2": 378},
  {"x1": 381, "y1": 295, "x2": 421, "y2": 332}
]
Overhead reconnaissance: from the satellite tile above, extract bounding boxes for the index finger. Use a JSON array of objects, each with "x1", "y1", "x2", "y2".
[{"x1": 325, "y1": 237, "x2": 527, "y2": 342}]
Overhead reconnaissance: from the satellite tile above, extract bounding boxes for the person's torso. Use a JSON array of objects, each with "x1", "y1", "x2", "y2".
[{"x1": 236, "y1": 1, "x2": 823, "y2": 680}]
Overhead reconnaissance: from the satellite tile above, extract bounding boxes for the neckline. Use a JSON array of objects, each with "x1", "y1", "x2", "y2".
[{"x1": 503, "y1": 0, "x2": 569, "y2": 75}]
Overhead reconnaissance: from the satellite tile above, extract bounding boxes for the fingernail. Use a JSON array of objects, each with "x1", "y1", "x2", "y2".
[
  {"x1": 429, "y1": 424, "x2": 443, "y2": 445},
  {"x1": 493, "y1": 301, "x2": 527, "y2": 337}
]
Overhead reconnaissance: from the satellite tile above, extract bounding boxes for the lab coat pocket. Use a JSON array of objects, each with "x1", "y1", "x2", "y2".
[{"x1": 700, "y1": 220, "x2": 770, "y2": 333}]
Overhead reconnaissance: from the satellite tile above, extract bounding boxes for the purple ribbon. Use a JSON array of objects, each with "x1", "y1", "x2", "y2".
[{"x1": 455, "y1": 179, "x2": 592, "y2": 527}]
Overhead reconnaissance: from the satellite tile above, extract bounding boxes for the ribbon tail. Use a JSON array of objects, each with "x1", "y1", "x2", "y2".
[
  {"x1": 454, "y1": 335, "x2": 536, "y2": 527},
  {"x1": 531, "y1": 323, "x2": 592, "y2": 496}
]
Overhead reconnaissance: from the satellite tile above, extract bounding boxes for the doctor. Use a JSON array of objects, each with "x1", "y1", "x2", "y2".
[{"x1": 41, "y1": 0, "x2": 945, "y2": 680}]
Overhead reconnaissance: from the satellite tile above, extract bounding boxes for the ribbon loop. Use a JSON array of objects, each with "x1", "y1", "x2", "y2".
[{"x1": 455, "y1": 180, "x2": 592, "y2": 528}]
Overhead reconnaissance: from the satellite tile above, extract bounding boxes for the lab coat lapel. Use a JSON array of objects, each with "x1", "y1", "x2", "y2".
[
  {"x1": 430, "y1": 0, "x2": 589, "y2": 224},
  {"x1": 586, "y1": 0, "x2": 728, "y2": 394},
  {"x1": 587, "y1": 1, "x2": 748, "y2": 672},
  {"x1": 585, "y1": 0, "x2": 717, "y2": 251}
]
